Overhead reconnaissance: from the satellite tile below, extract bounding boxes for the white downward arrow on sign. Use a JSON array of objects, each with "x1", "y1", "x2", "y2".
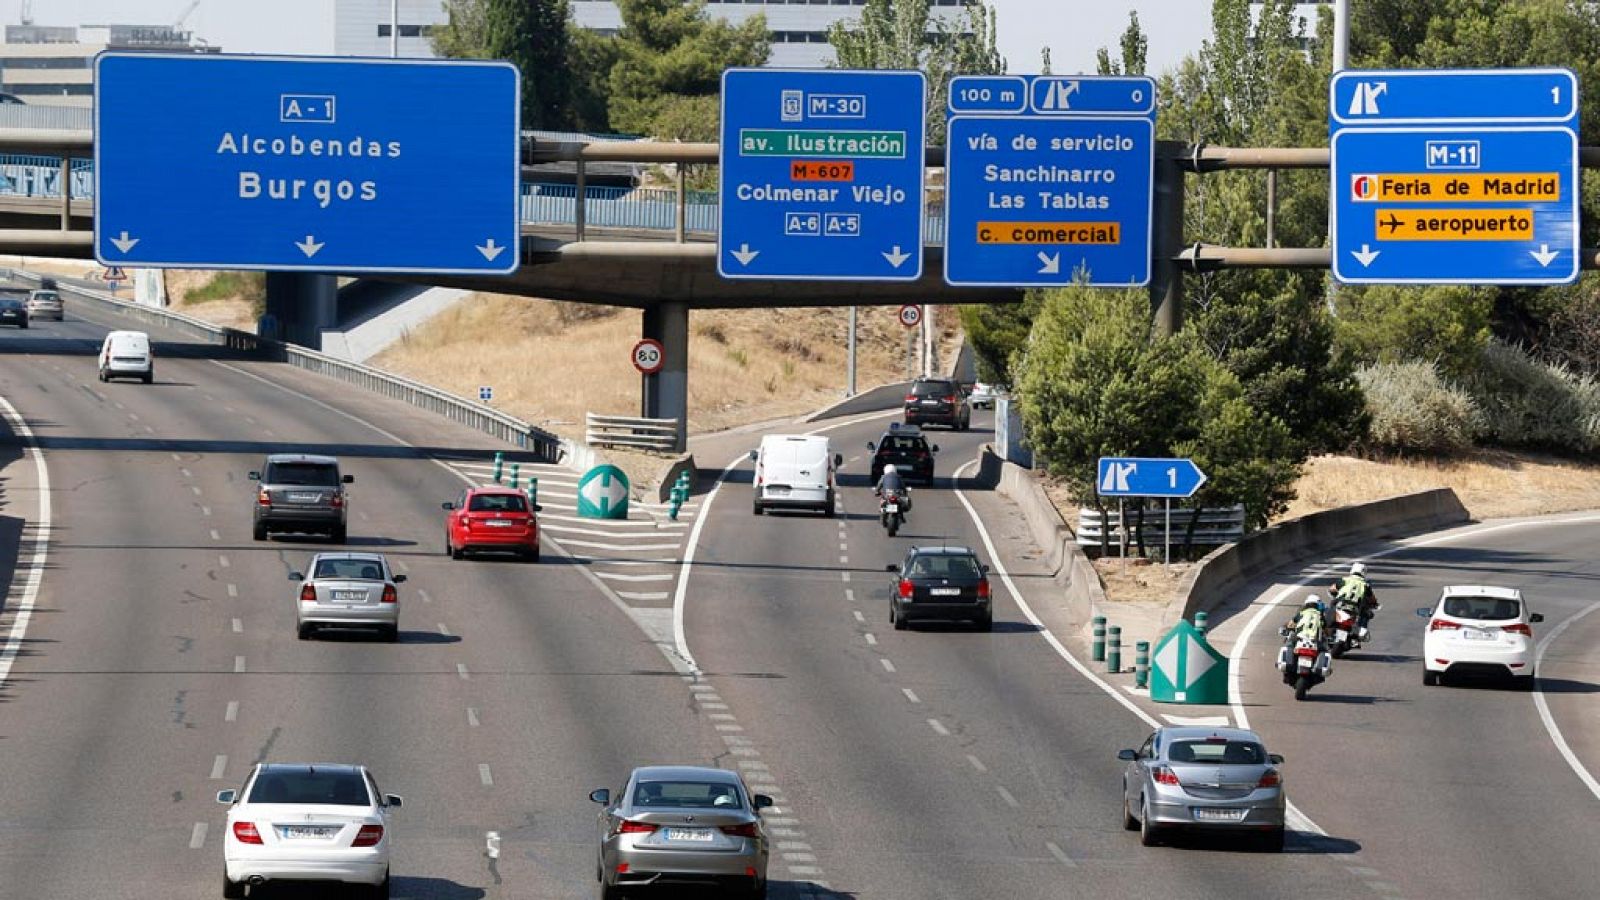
[
  {"x1": 477, "y1": 238, "x2": 505, "y2": 261},
  {"x1": 1037, "y1": 251, "x2": 1060, "y2": 275},
  {"x1": 1531, "y1": 244, "x2": 1559, "y2": 267},
  {"x1": 581, "y1": 474, "x2": 627, "y2": 512},
  {"x1": 731, "y1": 243, "x2": 760, "y2": 266},
  {"x1": 295, "y1": 235, "x2": 325, "y2": 258},
  {"x1": 110, "y1": 230, "x2": 139, "y2": 253},
  {"x1": 882, "y1": 246, "x2": 911, "y2": 268},
  {"x1": 1351, "y1": 244, "x2": 1380, "y2": 267}
]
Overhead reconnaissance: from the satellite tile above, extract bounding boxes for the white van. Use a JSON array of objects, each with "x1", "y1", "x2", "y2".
[
  {"x1": 751, "y1": 434, "x2": 842, "y2": 516},
  {"x1": 99, "y1": 330, "x2": 153, "y2": 383}
]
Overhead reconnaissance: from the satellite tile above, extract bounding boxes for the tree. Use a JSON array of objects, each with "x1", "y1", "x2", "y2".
[
  {"x1": 1333, "y1": 284, "x2": 1494, "y2": 379},
  {"x1": 956, "y1": 293, "x2": 1040, "y2": 386},
  {"x1": 567, "y1": 25, "x2": 620, "y2": 133},
  {"x1": 432, "y1": 0, "x2": 491, "y2": 58},
  {"x1": 828, "y1": 0, "x2": 1004, "y2": 146},
  {"x1": 606, "y1": 0, "x2": 769, "y2": 139},
  {"x1": 1096, "y1": 11, "x2": 1148, "y2": 76},
  {"x1": 431, "y1": 0, "x2": 576, "y2": 131}
]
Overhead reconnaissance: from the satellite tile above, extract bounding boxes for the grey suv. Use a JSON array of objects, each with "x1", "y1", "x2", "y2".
[{"x1": 250, "y1": 454, "x2": 352, "y2": 543}]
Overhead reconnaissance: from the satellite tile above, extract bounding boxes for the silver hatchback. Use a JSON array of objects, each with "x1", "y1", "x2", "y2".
[
  {"x1": 290, "y1": 553, "x2": 403, "y2": 642},
  {"x1": 589, "y1": 766, "x2": 772, "y2": 899},
  {"x1": 1118, "y1": 726, "x2": 1286, "y2": 851}
]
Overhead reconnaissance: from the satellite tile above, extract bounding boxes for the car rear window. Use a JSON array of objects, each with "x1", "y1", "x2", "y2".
[
  {"x1": 633, "y1": 780, "x2": 743, "y2": 809},
  {"x1": 31, "y1": 292, "x2": 57, "y2": 302},
  {"x1": 881, "y1": 436, "x2": 925, "y2": 452},
  {"x1": 266, "y1": 462, "x2": 340, "y2": 486},
  {"x1": 0, "y1": 298, "x2": 22, "y2": 309},
  {"x1": 1444, "y1": 595, "x2": 1520, "y2": 620},
  {"x1": 249, "y1": 769, "x2": 371, "y2": 806},
  {"x1": 911, "y1": 381, "x2": 956, "y2": 397},
  {"x1": 907, "y1": 555, "x2": 982, "y2": 578},
  {"x1": 1167, "y1": 739, "x2": 1266, "y2": 765},
  {"x1": 313, "y1": 558, "x2": 385, "y2": 580},
  {"x1": 468, "y1": 493, "x2": 528, "y2": 512}
]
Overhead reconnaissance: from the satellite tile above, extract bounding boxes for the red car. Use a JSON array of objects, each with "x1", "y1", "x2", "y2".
[{"x1": 442, "y1": 486, "x2": 541, "y2": 561}]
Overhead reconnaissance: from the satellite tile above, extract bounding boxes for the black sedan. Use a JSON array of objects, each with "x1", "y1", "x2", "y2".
[
  {"x1": 0, "y1": 297, "x2": 28, "y2": 329},
  {"x1": 868, "y1": 423, "x2": 938, "y2": 486},
  {"x1": 887, "y1": 545, "x2": 992, "y2": 631}
]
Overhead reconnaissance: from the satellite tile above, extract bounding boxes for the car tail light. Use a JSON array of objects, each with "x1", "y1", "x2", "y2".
[
  {"x1": 232, "y1": 821, "x2": 263, "y2": 845},
  {"x1": 946, "y1": 395, "x2": 958, "y2": 404},
  {"x1": 898, "y1": 579, "x2": 914, "y2": 599},
  {"x1": 352, "y1": 824, "x2": 384, "y2": 847},
  {"x1": 330, "y1": 493, "x2": 344, "y2": 509},
  {"x1": 976, "y1": 579, "x2": 991, "y2": 599},
  {"x1": 1152, "y1": 766, "x2": 1180, "y2": 786},
  {"x1": 1257, "y1": 770, "x2": 1281, "y2": 788},
  {"x1": 381, "y1": 585, "x2": 397, "y2": 604},
  {"x1": 1501, "y1": 622, "x2": 1533, "y2": 637},
  {"x1": 1429, "y1": 618, "x2": 1460, "y2": 632},
  {"x1": 720, "y1": 823, "x2": 760, "y2": 838},
  {"x1": 299, "y1": 584, "x2": 317, "y2": 604},
  {"x1": 257, "y1": 488, "x2": 271, "y2": 507},
  {"x1": 905, "y1": 394, "x2": 917, "y2": 403},
  {"x1": 617, "y1": 819, "x2": 657, "y2": 835}
]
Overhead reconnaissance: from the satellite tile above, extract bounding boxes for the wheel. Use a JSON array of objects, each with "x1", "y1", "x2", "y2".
[
  {"x1": 97, "y1": 367, "x2": 108, "y2": 382},
  {"x1": 369, "y1": 871, "x2": 390, "y2": 899},
  {"x1": 1122, "y1": 788, "x2": 1138, "y2": 831},
  {"x1": 297, "y1": 623, "x2": 314, "y2": 640},
  {"x1": 252, "y1": 522, "x2": 267, "y2": 541},
  {"x1": 747, "y1": 878, "x2": 767, "y2": 900},
  {"x1": 526, "y1": 544, "x2": 541, "y2": 563},
  {"x1": 975, "y1": 613, "x2": 993, "y2": 632},
  {"x1": 222, "y1": 869, "x2": 245, "y2": 899},
  {"x1": 383, "y1": 625, "x2": 399, "y2": 643},
  {"x1": 1261, "y1": 828, "x2": 1286, "y2": 853},
  {"x1": 1422, "y1": 668, "x2": 1440, "y2": 687},
  {"x1": 752, "y1": 500, "x2": 763, "y2": 516},
  {"x1": 892, "y1": 605, "x2": 907, "y2": 631},
  {"x1": 450, "y1": 543, "x2": 464, "y2": 560},
  {"x1": 1138, "y1": 798, "x2": 1161, "y2": 846},
  {"x1": 17, "y1": 320, "x2": 26, "y2": 329},
  {"x1": 600, "y1": 879, "x2": 622, "y2": 900},
  {"x1": 1294, "y1": 675, "x2": 1311, "y2": 701},
  {"x1": 1517, "y1": 670, "x2": 1537, "y2": 691},
  {"x1": 1331, "y1": 643, "x2": 1346, "y2": 659},
  {"x1": 331, "y1": 525, "x2": 348, "y2": 544},
  {"x1": 142, "y1": 369, "x2": 153, "y2": 384},
  {"x1": 887, "y1": 519, "x2": 899, "y2": 537}
]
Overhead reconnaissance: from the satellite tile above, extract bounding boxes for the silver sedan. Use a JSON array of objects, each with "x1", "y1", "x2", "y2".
[
  {"x1": 590, "y1": 765, "x2": 771, "y2": 899},
  {"x1": 290, "y1": 552, "x2": 404, "y2": 642},
  {"x1": 1118, "y1": 726, "x2": 1286, "y2": 850}
]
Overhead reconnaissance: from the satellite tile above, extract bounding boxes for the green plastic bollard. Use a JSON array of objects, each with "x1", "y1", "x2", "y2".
[
  {"x1": 527, "y1": 478, "x2": 538, "y2": 508},
  {"x1": 493, "y1": 452, "x2": 504, "y2": 484},
  {"x1": 1135, "y1": 640, "x2": 1150, "y2": 689},
  {"x1": 1107, "y1": 625, "x2": 1122, "y2": 674},
  {"x1": 1091, "y1": 616, "x2": 1107, "y2": 662},
  {"x1": 510, "y1": 463, "x2": 520, "y2": 490},
  {"x1": 1194, "y1": 610, "x2": 1209, "y2": 635}
]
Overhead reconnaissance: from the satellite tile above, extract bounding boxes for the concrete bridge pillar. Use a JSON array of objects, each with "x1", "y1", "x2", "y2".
[
  {"x1": 262, "y1": 272, "x2": 337, "y2": 348},
  {"x1": 642, "y1": 300, "x2": 689, "y2": 453}
]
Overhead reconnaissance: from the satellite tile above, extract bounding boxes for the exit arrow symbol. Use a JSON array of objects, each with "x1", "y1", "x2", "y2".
[
  {"x1": 882, "y1": 246, "x2": 911, "y2": 268},
  {"x1": 295, "y1": 235, "x2": 325, "y2": 258},
  {"x1": 1351, "y1": 244, "x2": 1380, "y2": 267},
  {"x1": 731, "y1": 243, "x2": 760, "y2": 266},
  {"x1": 110, "y1": 230, "x2": 139, "y2": 254},
  {"x1": 1531, "y1": 244, "x2": 1559, "y2": 267},
  {"x1": 1037, "y1": 251, "x2": 1060, "y2": 275},
  {"x1": 477, "y1": 238, "x2": 505, "y2": 261}
]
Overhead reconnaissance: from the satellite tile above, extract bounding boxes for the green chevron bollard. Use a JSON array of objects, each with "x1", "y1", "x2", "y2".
[
  {"x1": 1135, "y1": 641, "x2": 1150, "y2": 689},
  {"x1": 510, "y1": 463, "x2": 520, "y2": 490},
  {"x1": 493, "y1": 452, "x2": 504, "y2": 484},
  {"x1": 1194, "y1": 610, "x2": 1209, "y2": 635},
  {"x1": 527, "y1": 478, "x2": 538, "y2": 508},
  {"x1": 1107, "y1": 625, "x2": 1122, "y2": 674},
  {"x1": 1092, "y1": 616, "x2": 1107, "y2": 663}
]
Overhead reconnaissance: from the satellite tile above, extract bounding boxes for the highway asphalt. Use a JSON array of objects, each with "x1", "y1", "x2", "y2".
[{"x1": 0, "y1": 298, "x2": 1596, "y2": 899}]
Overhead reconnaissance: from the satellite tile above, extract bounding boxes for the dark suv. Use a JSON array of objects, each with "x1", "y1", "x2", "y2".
[
  {"x1": 886, "y1": 545, "x2": 992, "y2": 631},
  {"x1": 904, "y1": 378, "x2": 971, "y2": 430},
  {"x1": 868, "y1": 423, "x2": 938, "y2": 486},
  {"x1": 250, "y1": 454, "x2": 353, "y2": 542}
]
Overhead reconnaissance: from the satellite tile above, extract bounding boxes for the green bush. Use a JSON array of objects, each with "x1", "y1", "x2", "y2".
[
  {"x1": 1333, "y1": 283, "x2": 1493, "y2": 380},
  {"x1": 1464, "y1": 341, "x2": 1600, "y2": 454},
  {"x1": 183, "y1": 271, "x2": 264, "y2": 306},
  {"x1": 1355, "y1": 361, "x2": 1481, "y2": 454}
]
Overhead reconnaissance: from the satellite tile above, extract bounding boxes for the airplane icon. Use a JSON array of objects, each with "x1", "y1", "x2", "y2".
[{"x1": 1379, "y1": 213, "x2": 1403, "y2": 234}]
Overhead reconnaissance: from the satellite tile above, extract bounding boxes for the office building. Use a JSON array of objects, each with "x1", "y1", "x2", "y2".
[
  {"x1": 335, "y1": 0, "x2": 445, "y2": 58},
  {"x1": 0, "y1": 23, "x2": 217, "y2": 108}
]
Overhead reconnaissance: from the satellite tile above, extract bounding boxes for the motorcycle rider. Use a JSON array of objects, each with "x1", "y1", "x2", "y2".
[
  {"x1": 1330, "y1": 561, "x2": 1380, "y2": 639},
  {"x1": 874, "y1": 463, "x2": 910, "y2": 512},
  {"x1": 1285, "y1": 595, "x2": 1328, "y2": 647}
]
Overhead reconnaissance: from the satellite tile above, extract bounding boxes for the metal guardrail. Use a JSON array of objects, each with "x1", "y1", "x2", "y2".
[
  {"x1": 585, "y1": 413, "x2": 678, "y2": 452},
  {"x1": 14, "y1": 270, "x2": 564, "y2": 461},
  {"x1": 1077, "y1": 505, "x2": 1246, "y2": 550}
]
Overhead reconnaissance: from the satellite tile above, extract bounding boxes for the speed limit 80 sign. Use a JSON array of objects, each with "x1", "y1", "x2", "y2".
[{"x1": 632, "y1": 338, "x2": 665, "y2": 375}]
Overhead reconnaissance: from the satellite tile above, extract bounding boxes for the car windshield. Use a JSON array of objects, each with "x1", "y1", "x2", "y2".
[
  {"x1": 911, "y1": 381, "x2": 955, "y2": 397},
  {"x1": 266, "y1": 462, "x2": 340, "y2": 486},
  {"x1": 468, "y1": 493, "x2": 528, "y2": 512},
  {"x1": 907, "y1": 555, "x2": 981, "y2": 578},
  {"x1": 248, "y1": 769, "x2": 370, "y2": 806},
  {"x1": 1167, "y1": 739, "x2": 1266, "y2": 765},
  {"x1": 1444, "y1": 595, "x2": 1521, "y2": 621},
  {"x1": 313, "y1": 558, "x2": 385, "y2": 581},
  {"x1": 881, "y1": 436, "x2": 925, "y2": 453},
  {"x1": 632, "y1": 780, "x2": 743, "y2": 809}
]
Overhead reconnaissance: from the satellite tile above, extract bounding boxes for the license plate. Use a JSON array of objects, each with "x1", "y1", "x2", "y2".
[
  {"x1": 921, "y1": 399, "x2": 939, "y2": 405},
  {"x1": 332, "y1": 590, "x2": 366, "y2": 603},
  {"x1": 483, "y1": 519, "x2": 516, "y2": 527},
  {"x1": 1193, "y1": 808, "x2": 1247, "y2": 822},
  {"x1": 665, "y1": 827, "x2": 714, "y2": 842},
  {"x1": 885, "y1": 503, "x2": 899, "y2": 513},
  {"x1": 770, "y1": 487, "x2": 790, "y2": 495},
  {"x1": 287, "y1": 492, "x2": 319, "y2": 503},
  {"x1": 930, "y1": 587, "x2": 961, "y2": 596},
  {"x1": 1463, "y1": 628, "x2": 1496, "y2": 641},
  {"x1": 282, "y1": 826, "x2": 334, "y2": 839}
]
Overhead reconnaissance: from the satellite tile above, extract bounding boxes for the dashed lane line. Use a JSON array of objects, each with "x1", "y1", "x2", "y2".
[
  {"x1": 478, "y1": 764, "x2": 494, "y2": 787},
  {"x1": 225, "y1": 701, "x2": 238, "y2": 723},
  {"x1": 616, "y1": 591, "x2": 671, "y2": 602},
  {"x1": 233, "y1": 656, "x2": 245, "y2": 673},
  {"x1": 456, "y1": 663, "x2": 470, "y2": 680},
  {"x1": 230, "y1": 618, "x2": 242, "y2": 634},
  {"x1": 466, "y1": 708, "x2": 480, "y2": 727},
  {"x1": 879, "y1": 658, "x2": 895, "y2": 673},
  {"x1": 995, "y1": 785, "x2": 1020, "y2": 808},
  {"x1": 188, "y1": 823, "x2": 208, "y2": 850},
  {"x1": 210, "y1": 755, "x2": 227, "y2": 780},
  {"x1": 967, "y1": 755, "x2": 988, "y2": 773},
  {"x1": 902, "y1": 688, "x2": 920, "y2": 704},
  {"x1": 1045, "y1": 841, "x2": 1076, "y2": 868},
  {"x1": 927, "y1": 718, "x2": 950, "y2": 737}
]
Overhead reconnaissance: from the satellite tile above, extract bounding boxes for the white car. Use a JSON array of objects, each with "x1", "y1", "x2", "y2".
[
  {"x1": 218, "y1": 763, "x2": 401, "y2": 898},
  {"x1": 968, "y1": 382, "x2": 1000, "y2": 409},
  {"x1": 25, "y1": 288, "x2": 62, "y2": 320},
  {"x1": 1418, "y1": 585, "x2": 1544, "y2": 688},
  {"x1": 98, "y1": 329, "x2": 153, "y2": 383}
]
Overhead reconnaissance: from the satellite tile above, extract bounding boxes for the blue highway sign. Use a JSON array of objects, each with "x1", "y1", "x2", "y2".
[
  {"x1": 1329, "y1": 69, "x2": 1580, "y2": 286},
  {"x1": 718, "y1": 69, "x2": 926, "y2": 281},
  {"x1": 945, "y1": 75, "x2": 1155, "y2": 288},
  {"x1": 1097, "y1": 457, "x2": 1207, "y2": 499},
  {"x1": 95, "y1": 53, "x2": 520, "y2": 274}
]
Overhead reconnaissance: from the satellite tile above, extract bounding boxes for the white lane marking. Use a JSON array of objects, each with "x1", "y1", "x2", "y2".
[
  {"x1": 558, "y1": 538, "x2": 682, "y2": 552},
  {"x1": 233, "y1": 656, "x2": 245, "y2": 673},
  {"x1": 180, "y1": 467, "x2": 192, "y2": 477},
  {"x1": 467, "y1": 708, "x2": 480, "y2": 727},
  {"x1": 188, "y1": 822, "x2": 208, "y2": 850},
  {"x1": 928, "y1": 718, "x2": 950, "y2": 736},
  {"x1": 225, "y1": 701, "x2": 238, "y2": 722},
  {"x1": 864, "y1": 633, "x2": 877, "y2": 646},
  {"x1": 783, "y1": 852, "x2": 818, "y2": 863},
  {"x1": 617, "y1": 591, "x2": 670, "y2": 602},
  {"x1": 1534, "y1": 600, "x2": 1600, "y2": 802},
  {"x1": 595, "y1": 571, "x2": 675, "y2": 583},
  {"x1": 438, "y1": 623, "x2": 452, "y2": 637},
  {"x1": 845, "y1": 589, "x2": 856, "y2": 603},
  {"x1": 541, "y1": 523, "x2": 685, "y2": 540},
  {"x1": 688, "y1": 683, "x2": 716, "y2": 692},
  {"x1": 113, "y1": 401, "x2": 125, "y2": 410},
  {"x1": 170, "y1": 452, "x2": 182, "y2": 461},
  {"x1": 738, "y1": 760, "x2": 769, "y2": 770},
  {"x1": 457, "y1": 663, "x2": 470, "y2": 680},
  {"x1": 967, "y1": 754, "x2": 988, "y2": 773},
  {"x1": 1045, "y1": 841, "x2": 1077, "y2": 868},
  {"x1": 700, "y1": 702, "x2": 729, "y2": 711},
  {"x1": 879, "y1": 658, "x2": 896, "y2": 673},
  {"x1": 418, "y1": 589, "x2": 432, "y2": 604},
  {"x1": 0, "y1": 395, "x2": 50, "y2": 693},
  {"x1": 842, "y1": 571, "x2": 851, "y2": 582},
  {"x1": 127, "y1": 412, "x2": 139, "y2": 421},
  {"x1": 230, "y1": 618, "x2": 242, "y2": 634},
  {"x1": 226, "y1": 584, "x2": 238, "y2": 598},
  {"x1": 190, "y1": 485, "x2": 202, "y2": 496},
  {"x1": 395, "y1": 560, "x2": 409, "y2": 574},
  {"x1": 201, "y1": 506, "x2": 212, "y2": 517},
  {"x1": 697, "y1": 693, "x2": 724, "y2": 705},
  {"x1": 996, "y1": 785, "x2": 1020, "y2": 808},
  {"x1": 479, "y1": 764, "x2": 494, "y2": 787},
  {"x1": 902, "y1": 688, "x2": 921, "y2": 704},
  {"x1": 708, "y1": 713, "x2": 736, "y2": 721},
  {"x1": 1162, "y1": 714, "x2": 1229, "y2": 727},
  {"x1": 209, "y1": 529, "x2": 221, "y2": 541},
  {"x1": 839, "y1": 555, "x2": 849, "y2": 564},
  {"x1": 852, "y1": 610, "x2": 866, "y2": 623},
  {"x1": 778, "y1": 841, "x2": 812, "y2": 852},
  {"x1": 218, "y1": 555, "x2": 230, "y2": 568},
  {"x1": 787, "y1": 866, "x2": 823, "y2": 876},
  {"x1": 210, "y1": 755, "x2": 228, "y2": 779},
  {"x1": 839, "y1": 542, "x2": 848, "y2": 552},
  {"x1": 715, "y1": 723, "x2": 744, "y2": 732}
]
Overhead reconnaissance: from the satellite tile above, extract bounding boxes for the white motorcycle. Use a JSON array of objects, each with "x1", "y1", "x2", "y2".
[
  {"x1": 1276, "y1": 628, "x2": 1333, "y2": 701},
  {"x1": 879, "y1": 490, "x2": 906, "y2": 537}
]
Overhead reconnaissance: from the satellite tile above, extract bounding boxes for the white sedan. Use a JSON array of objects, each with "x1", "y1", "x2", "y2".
[
  {"x1": 1418, "y1": 585, "x2": 1544, "y2": 688},
  {"x1": 218, "y1": 763, "x2": 402, "y2": 898}
]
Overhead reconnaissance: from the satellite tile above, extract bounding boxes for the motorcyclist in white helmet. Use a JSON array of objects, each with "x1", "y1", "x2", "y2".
[
  {"x1": 875, "y1": 463, "x2": 908, "y2": 507},
  {"x1": 1286, "y1": 594, "x2": 1328, "y2": 646},
  {"x1": 1330, "y1": 561, "x2": 1380, "y2": 638}
]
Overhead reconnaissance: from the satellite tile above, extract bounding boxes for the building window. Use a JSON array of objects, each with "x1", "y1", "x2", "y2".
[
  {"x1": 0, "y1": 57, "x2": 89, "y2": 69},
  {"x1": 376, "y1": 24, "x2": 432, "y2": 38},
  {"x1": 6, "y1": 83, "x2": 93, "y2": 96}
]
